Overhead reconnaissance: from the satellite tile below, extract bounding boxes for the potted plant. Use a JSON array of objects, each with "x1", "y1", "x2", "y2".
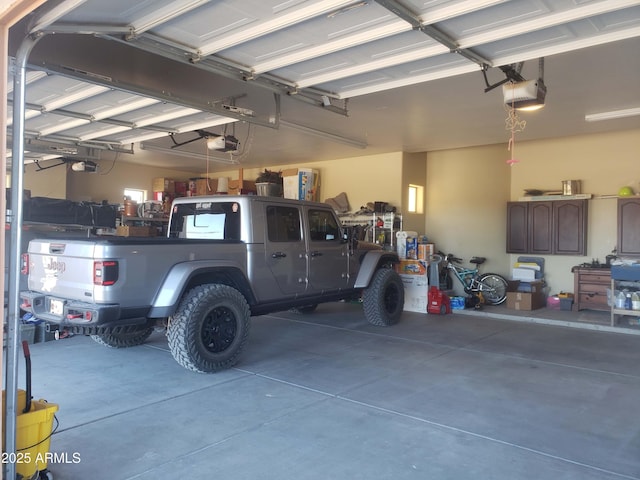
[{"x1": 255, "y1": 169, "x2": 283, "y2": 196}]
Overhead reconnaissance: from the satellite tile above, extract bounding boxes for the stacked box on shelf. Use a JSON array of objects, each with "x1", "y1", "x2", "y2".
[{"x1": 282, "y1": 168, "x2": 319, "y2": 201}]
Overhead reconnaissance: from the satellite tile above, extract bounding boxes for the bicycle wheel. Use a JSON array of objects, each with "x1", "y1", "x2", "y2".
[{"x1": 478, "y1": 273, "x2": 508, "y2": 305}]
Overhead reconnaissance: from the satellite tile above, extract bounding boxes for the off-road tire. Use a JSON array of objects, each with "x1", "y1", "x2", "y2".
[
  {"x1": 91, "y1": 328, "x2": 154, "y2": 348},
  {"x1": 362, "y1": 268, "x2": 404, "y2": 326},
  {"x1": 478, "y1": 273, "x2": 509, "y2": 305},
  {"x1": 167, "y1": 284, "x2": 250, "y2": 373}
]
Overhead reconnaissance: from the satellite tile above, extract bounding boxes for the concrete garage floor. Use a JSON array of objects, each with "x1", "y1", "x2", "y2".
[{"x1": 11, "y1": 303, "x2": 640, "y2": 480}]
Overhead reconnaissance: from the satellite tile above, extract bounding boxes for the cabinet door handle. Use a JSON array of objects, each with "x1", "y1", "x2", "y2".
[
  {"x1": 310, "y1": 251, "x2": 323, "y2": 257},
  {"x1": 271, "y1": 252, "x2": 286, "y2": 258}
]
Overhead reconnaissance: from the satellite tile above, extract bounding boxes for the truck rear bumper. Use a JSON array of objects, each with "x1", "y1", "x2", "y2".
[{"x1": 19, "y1": 291, "x2": 145, "y2": 331}]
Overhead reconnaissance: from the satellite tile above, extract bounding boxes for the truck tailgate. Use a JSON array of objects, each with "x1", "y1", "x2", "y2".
[{"x1": 27, "y1": 239, "x2": 98, "y2": 301}]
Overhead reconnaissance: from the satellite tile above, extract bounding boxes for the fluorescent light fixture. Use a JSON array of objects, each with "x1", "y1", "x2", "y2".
[
  {"x1": 503, "y1": 79, "x2": 546, "y2": 111},
  {"x1": 585, "y1": 107, "x2": 640, "y2": 122}
]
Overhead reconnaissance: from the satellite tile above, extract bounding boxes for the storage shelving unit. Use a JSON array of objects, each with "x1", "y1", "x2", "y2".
[
  {"x1": 610, "y1": 265, "x2": 640, "y2": 327},
  {"x1": 339, "y1": 212, "x2": 402, "y2": 250}
]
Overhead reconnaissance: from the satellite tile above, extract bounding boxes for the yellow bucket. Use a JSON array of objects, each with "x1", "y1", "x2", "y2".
[{"x1": 3, "y1": 390, "x2": 58, "y2": 479}]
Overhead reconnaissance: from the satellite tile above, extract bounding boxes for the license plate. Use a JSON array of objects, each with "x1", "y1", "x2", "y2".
[{"x1": 49, "y1": 299, "x2": 64, "y2": 316}]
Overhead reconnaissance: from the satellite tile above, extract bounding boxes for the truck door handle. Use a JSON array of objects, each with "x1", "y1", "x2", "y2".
[
  {"x1": 271, "y1": 252, "x2": 286, "y2": 258},
  {"x1": 310, "y1": 251, "x2": 323, "y2": 257}
]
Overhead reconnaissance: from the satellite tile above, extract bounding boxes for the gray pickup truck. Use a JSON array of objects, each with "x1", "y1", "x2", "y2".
[{"x1": 20, "y1": 195, "x2": 404, "y2": 373}]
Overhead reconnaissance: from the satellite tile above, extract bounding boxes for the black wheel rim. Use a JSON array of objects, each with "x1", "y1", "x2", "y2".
[{"x1": 201, "y1": 306, "x2": 237, "y2": 354}]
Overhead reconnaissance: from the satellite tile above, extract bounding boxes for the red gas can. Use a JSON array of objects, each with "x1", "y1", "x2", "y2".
[{"x1": 428, "y1": 286, "x2": 451, "y2": 315}]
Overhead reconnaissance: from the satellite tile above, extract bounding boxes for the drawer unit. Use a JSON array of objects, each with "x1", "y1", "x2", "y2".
[{"x1": 573, "y1": 268, "x2": 611, "y2": 311}]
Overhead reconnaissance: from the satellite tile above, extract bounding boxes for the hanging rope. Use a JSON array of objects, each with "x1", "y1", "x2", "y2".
[{"x1": 505, "y1": 100, "x2": 526, "y2": 166}]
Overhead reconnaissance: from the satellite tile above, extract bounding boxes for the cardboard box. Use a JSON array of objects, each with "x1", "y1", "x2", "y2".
[
  {"x1": 506, "y1": 291, "x2": 545, "y2": 310},
  {"x1": 506, "y1": 280, "x2": 545, "y2": 310},
  {"x1": 116, "y1": 225, "x2": 157, "y2": 237},
  {"x1": 395, "y1": 259, "x2": 427, "y2": 276},
  {"x1": 399, "y1": 273, "x2": 428, "y2": 313},
  {"x1": 152, "y1": 177, "x2": 175, "y2": 194},
  {"x1": 195, "y1": 178, "x2": 216, "y2": 196},
  {"x1": 282, "y1": 168, "x2": 319, "y2": 201},
  {"x1": 228, "y1": 179, "x2": 256, "y2": 195}
]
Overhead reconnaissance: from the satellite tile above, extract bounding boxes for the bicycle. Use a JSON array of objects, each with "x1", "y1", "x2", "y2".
[{"x1": 431, "y1": 252, "x2": 509, "y2": 306}]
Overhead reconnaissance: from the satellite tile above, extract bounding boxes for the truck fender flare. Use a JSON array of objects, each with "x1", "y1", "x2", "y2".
[
  {"x1": 148, "y1": 260, "x2": 249, "y2": 317},
  {"x1": 354, "y1": 251, "x2": 399, "y2": 289}
]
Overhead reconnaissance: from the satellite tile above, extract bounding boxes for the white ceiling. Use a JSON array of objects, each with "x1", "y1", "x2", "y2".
[{"x1": 6, "y1": 0, "x2": 640, "y2": 173}]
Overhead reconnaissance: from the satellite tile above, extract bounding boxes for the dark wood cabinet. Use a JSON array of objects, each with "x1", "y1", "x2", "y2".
[
  {"x1": 529, "y1": 201, "x2": 553, "y2": 254},
  {"x1": 507, "y1": 199, "x2": 587, "y2": 256},
  {"x1": 506, "y1": 202, "x2": 528, "y2": 253},
  {"x1": 573, "y1": 267, "x2": 610, "y2": 311},
  {"x1": 554, "y1": 200, "x2": 587, "y2": 255},
  {"x1": 617, "y1": 198, "x2": 640, "y2": 256}
]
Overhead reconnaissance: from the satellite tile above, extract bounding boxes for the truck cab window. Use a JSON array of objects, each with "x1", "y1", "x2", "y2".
[
  {"x1": 308, "y1": 209, "x2": 340, "y2": 242},
  {"x1": 169, "y1": 202, "x2": 241, "y2": 240},
  {"x1": 266, "y1": 206, "x2": 301, "y2": 242}
]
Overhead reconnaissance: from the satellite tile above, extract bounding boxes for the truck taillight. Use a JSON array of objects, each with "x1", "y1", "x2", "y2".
[
  {"x1": 94, "y1": 260, "x2": 119, "y2": 286},
  {"x1": 21, "y1": 253, "x2": 29, "y2": 275}
]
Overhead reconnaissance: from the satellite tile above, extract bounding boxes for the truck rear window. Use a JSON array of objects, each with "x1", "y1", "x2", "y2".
[{"x1": 169, "y1": 202, "x2": 241, "y2": 240}]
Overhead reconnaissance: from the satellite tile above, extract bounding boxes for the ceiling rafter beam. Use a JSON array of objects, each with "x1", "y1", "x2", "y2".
[{"x1": 374, "y1": 0, "x2": 491, "y2": 68}]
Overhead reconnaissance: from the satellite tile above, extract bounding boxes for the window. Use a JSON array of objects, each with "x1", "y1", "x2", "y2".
[
  {"x1": 124, "y1": 188, "x2": 145, "y2": 203},
  {"x1": 407, "y1": 184, "x2": 424, "y2": 214},
  {"x1": 169, "y1": 201, "x2": 241, "y2": 240},
  {"x1": 266, "y1": 206, "x2": 301, "y2": 243},
  {"x1": 308, "y1": 209, "x2": 339, "y2": 242}
]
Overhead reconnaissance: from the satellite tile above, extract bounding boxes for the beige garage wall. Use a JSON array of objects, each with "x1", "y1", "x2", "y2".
[
  {"x1": 23, "y1": 163, "x2": 68, "y2": 199},
  {"x1": 64, "y1": 159, "x2": 195, "y2": 203},
  {"x1": 507, "y1": 128, "x2": 640, "y2": 293},
  {"x1": 425, "y1": 143, "x2": 511, "y2": 296},
  {"x1": 199, "y1": 151, "x2": 405, "y2": 213}
]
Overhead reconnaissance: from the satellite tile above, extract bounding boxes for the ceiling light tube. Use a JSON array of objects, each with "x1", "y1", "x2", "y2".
[{"x1": 585, "y1": 107, "x2": 640, "y2": 122}]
